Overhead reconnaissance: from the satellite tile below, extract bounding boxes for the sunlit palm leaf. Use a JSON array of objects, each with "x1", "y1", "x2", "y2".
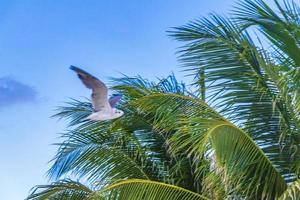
[
  {"x1": 169, "y1": 11, "x2": 300, "y2": 181},
  {"x1": 134, "y1": 93, "x2": 287, "y2": 199},
  {"x1": 279, "y1": 179, "x2": 300, "y2": 200},
  {"x1": 89, "y1": 179, "x2": 208, "y2": 200}
]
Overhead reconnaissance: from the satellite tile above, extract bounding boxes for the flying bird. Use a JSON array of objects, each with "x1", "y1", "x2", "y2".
[{"x1": 70, "y1": 65, "x2": 124, "y2": 121}]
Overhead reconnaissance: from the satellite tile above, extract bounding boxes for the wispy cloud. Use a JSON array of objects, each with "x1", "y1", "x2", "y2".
[{"x1": 0, "y1": 77, "x2": 37, "y2": 107}]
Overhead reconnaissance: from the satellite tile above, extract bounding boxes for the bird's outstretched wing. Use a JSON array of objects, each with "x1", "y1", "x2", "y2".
[
  {"x1": 109, "y1": 94, "x2": 122, "y2": 108},
  {"x1": 70, "y1": 65, "x2": 110, "y2": 112}
]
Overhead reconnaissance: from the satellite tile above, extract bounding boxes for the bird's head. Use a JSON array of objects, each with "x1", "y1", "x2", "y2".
[{"x1": 113, "y1": 109, "x2": 124, "y2": 118}]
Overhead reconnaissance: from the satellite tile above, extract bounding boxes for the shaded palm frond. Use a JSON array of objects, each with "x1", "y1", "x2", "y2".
[
  {"x1": 26, "y1": 179, "x2": 92, "y2": 200},
  {"x1": 49, "y1": 75, "x2": 192, "y2": 188},
  {"x1": 48, "y1": 141, "x2": 149, "y2": 185},
  {"x1": 169, "y1": 14, "x2": 286, "y2": 137}
]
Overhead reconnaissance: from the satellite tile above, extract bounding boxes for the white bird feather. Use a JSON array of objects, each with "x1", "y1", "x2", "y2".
[{"x1": 70, "y1": 65, "x2": 124, "y2": 121}]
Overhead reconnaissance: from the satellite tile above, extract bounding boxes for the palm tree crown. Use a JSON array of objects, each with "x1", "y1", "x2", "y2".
[{"x1": 27, "y1": 0, "x2": 300, "y2": 199}]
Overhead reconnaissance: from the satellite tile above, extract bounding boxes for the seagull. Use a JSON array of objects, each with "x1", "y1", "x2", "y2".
[{"x1": 70, "y1": 65, "x2": 124, "y2": 121}]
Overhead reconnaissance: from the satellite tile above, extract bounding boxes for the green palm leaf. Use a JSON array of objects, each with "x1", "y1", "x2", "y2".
[
  {"x1": 135, "y1": 93, "x2": 287, "y2": 199},
  {"x1": 27, "y1": 1, "x2": 300, "y2": 199},
  {"x1": 169, "y1": 14, "x2": 287, "y2": 138},
  {"x1": 26, "y1": 179, "x2": 92, "y2": 200},
  {"x1": 49, "y1": 75, "x2": 192, "y2": 188},
  {"x1": 48, "y1": 142, "x2": 148, "y2": 185},
  {"x1": 89, "y1": 179, "x2": 208, "y2": 200},
  {"x1": 235, "y1": 0, "x2": 300, "y2": 67},
  {"x1": 279, "y1": 179, "x2": 300, "y2": 200},
  {"x1": 169, "y1": 11, "x2": 300, "y2": 181}
]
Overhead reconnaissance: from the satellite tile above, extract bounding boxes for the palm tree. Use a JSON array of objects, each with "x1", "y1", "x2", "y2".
[{"x1": 27, "y1": 0, "x2": 300, "y2": 199}]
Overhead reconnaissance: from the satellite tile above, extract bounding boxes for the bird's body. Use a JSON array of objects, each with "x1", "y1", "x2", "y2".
[
  {"x1": 70, "y1": 65, "x2": 124, "y2": 121},
  {"x1": 86, "y1": 108, "x2": 123, "y2": 121}
]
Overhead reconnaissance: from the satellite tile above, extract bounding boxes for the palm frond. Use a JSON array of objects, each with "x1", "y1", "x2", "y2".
[
  {"x1": 169, "y1": 14, "x2": 286, "y2": 133},
  {"x1": 169, "y1": 11, "x2": 300, "y2": 181},
  {"x1": 279, "y1": 179, "x2": 300, "y2": 200},
  {"x1": 134, "y1": 93, "x2": 287, "y2": 199},
  {"x1": 26, "y1": 179, "x2": 92, "y2": 200},
  {"x1": 51, "y1": 109, "x2": 170, "y2": 185},
  {"x1": 48, "y1": 141, "x2": 149, "y2": 185},
  {"x1": 49, "y1": 75, "x2": 192, "y2": 188},
  {"x1": 89, "y1": 179, "x2": 208, "y2": 200},
  {"x1": 235, "y1": 0, "x2": 300, "y2": 67}
]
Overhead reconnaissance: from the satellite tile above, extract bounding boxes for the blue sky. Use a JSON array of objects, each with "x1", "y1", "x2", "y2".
[{"x1": 0, "y1": 0, "x2": 241, "y2": 199}]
